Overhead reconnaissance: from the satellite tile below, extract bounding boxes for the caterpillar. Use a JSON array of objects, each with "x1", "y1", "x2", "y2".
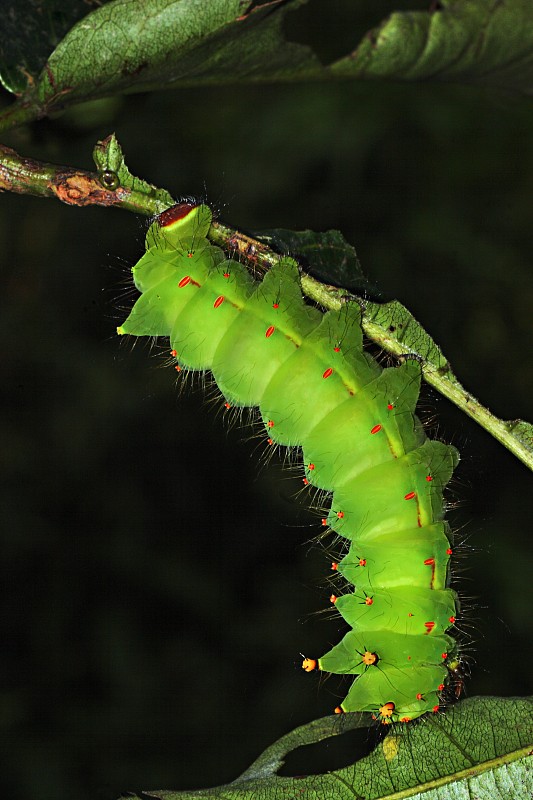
[{"x1": 117, "y1": 202, "x2": 460, "y2": 725}]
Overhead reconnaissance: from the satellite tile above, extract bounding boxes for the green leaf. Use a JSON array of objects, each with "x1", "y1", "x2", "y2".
[
  {"x1": 19, "y1": 0, "x2": 316, "y2": 115},
  {"x1": 4, "y1": 0, "x2": 533, "y2": 127},
  {"x1": 118, "y1": 696, "x2": 533, "y2": 799},
  {"x1": 504, "y1": 420, "x2": 533, "y2": 458},
  {"x1": 258, "y1": 227, "x2": 372, "y2": 294},
  {"x1": 92, "y1": 133, "x2": 174, "y2": 210},
  {"x1": 329, "y1": 0, "x2": 533, "y2": 92},
  {"x1": 0, "y1": 0, "x2": 109, "y2": 95}
]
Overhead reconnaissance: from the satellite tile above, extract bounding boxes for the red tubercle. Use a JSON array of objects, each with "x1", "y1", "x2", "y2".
[
  {"x1": 334, "y1": 706, "x2": 344, "y2": 715},
  {"x1": 400, "y1": 717, "x2": 411, "y2": 723},
  {"x1": 446, "y1": 548, "x2": 453, "y2": 555},
  {"x1": 336, "y1": 511, "x2": 344, "y2": 519},
  {"x1": 302, "y1": 478, "x2": 309, "y2": 485},
  {"x1": 158, "y1": 202, "x2": 197, "y2": 227},
  {"x1": 408, "y1": 613, "x2": 414, "y2": 617},
  {"x1": 265, "y1": 325, "x2": 275, "y2": 338},
  {"x1": 175, "y1": 365, "x2": 182, "y2": 372},
  {"x1": 308, "y1": 463, "x2": 315, "y2": 471},
  {"x1": 424, "y1": 621, "x2": 435, "y2": 634},
  {"x1": 438, "y1": 684, "x2": 445, "y2": 691},
  {"x1": 224, "y1": 402, "x2": 231, "y2": 409},
  {"x1": 186, "y1": 250, "x2": 194, "y2": 258},
  {"x1": 267, "y1": 438, "x2": 274, "y2": 445},
  {"x1": 321, "y1": 518, "x2": 328, "y2": 527},
  {"x1": 441, "y1": 653, "x2": 448, "y2": 660},
  {"x1": 416, "y1": 693, "x2": 424, "y2": 701},
  {"x1": 370, "y1": 424, "x2": 382, "y2": 434},
  {"x1": 330, "y1": 594, "x2": 338, "y2": 604},
  {"x1": 333, "y1": 346, "x2": 341, "y2": 352},
  {"x1": 404, "y1": 491, "x2": 416, "y2": 501},
  {"x1": 331, "y1": 562, "x2": 338, "y2": 571},
  {"x1": 213, "y1": 296, "x2": 225, "y2": 308},
  {"x1": 267, "y1": 420, "x2": 275, "y2": 428},
  {"x1": 322, "y1": 368, "x2": 333, "y2": 379},
  {"x1": 358, "y1": 558, "x2": 367, "y2": 567},
  {"x1": 387, "y1": 403, "x2": 394, "y2": 410},
  {"x1": 178, "y1": 275, "x2": 191, "y2": 288},
  {"x1": 272, "y1": 302, "x2": 279, "y2": 309},
  {"x1": 223, "y1": 272, "x2": 230, "y2": 278},
  {"x1": 432, "y1": 705, "x2": 440, "y2": 714},
  {"x1": 448, "y1": 616, "x2": 456, "y2": 624},
  {"x1": 364, "y1": 596, "x2": 373, "y2": 606},
  {"x1": 170, "y1": 349, "x2": 177, "y2": 357},
  {"x1": 426, "y1": 474, "x2": 433, "y2": 482}
]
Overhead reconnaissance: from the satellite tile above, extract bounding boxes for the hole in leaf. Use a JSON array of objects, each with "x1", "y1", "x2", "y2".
[{"x1": 277, "y1": 726, "x2": 380, "y2": 777}]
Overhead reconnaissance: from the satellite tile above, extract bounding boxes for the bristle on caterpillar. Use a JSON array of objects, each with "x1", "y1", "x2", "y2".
[{"x1": 118, "y1": 202, "x2": 461, "y2": 723}]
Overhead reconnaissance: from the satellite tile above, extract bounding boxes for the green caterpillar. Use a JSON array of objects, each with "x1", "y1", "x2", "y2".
[{"x1": 118, "y1": 202, "x2": 459, "y2": 724}]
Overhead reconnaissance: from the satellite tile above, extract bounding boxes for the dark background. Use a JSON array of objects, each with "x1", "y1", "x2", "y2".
[{"x1": 1, "y1": 2, "x2": 532, "y2": 798}]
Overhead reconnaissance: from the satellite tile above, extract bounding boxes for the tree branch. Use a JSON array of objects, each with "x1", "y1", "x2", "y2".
[{"x1": 1, "y1": 139, "x2": 531, "y2": 472}]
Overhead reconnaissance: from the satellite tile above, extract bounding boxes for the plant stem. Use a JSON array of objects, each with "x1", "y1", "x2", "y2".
[
  {"x1": 0, "y1": 143, "x2": 166, "y2": 214},
  {"x1": 1, "y1": 141, "x2": 531, "y2": 471}
]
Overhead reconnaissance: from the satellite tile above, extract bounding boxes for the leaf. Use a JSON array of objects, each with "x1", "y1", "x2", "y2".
[
  {"x1": 92, "y1": 133, "x2": 175, "y2": 210},
  {"x1": 18, "y1": 0, "x2": 317, "y2": 116},
  {"x1": 329, "y1": 0, "x2": 533, "y2": 93},
  {"x1": 504, "y1": 420, "x2": 533, "y2": 457},
  {"x1": 118, "y1": 696, "x2": 533, "y2": 799},
  {"x1": 4, "y1": 0, "x2": 533, "y2": 126},
  {"x1": 258, "y1": 227, "x2": 372, "y2": 294},
  {"x1": 0, "y1": 0, "x2": 108, "y2": 95},
  {"x1": 362, "y1": 298, "x2": 533, "y2": 471}
]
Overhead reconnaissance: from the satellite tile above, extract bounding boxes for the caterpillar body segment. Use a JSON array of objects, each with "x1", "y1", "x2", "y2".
[{"x1": 118, "y1": 203, "x2": 460, "y2": 723}]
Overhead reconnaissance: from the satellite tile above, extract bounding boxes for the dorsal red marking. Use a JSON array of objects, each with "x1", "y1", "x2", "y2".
[
  {"x1": 424, "y1": 621, "x2": 435, "y2": 634},
  {"x1": 370, "y1": 424, "x2": 382, "y2": 434},
  {"x1": 404, "y1": 491, "x2": 416, "y2": 501},
  {"x1": 322, "y1": 368, "x2": 333, "y2": 379},
  {"x1": 178, "y1": 276, "x2": 191, "y2": 287},
  {"x1": 158, "y1": 202, "x2": 197, "y2": 227},
  {"x1": 213, "y1": 296, "x2": 225, "y2": 308},
  {"x1": 424, "y1": 557, "x2": 436, "y2": 588},
  {"x1": 265, "y1": 326, "x2": 275, "y2": 338}
]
